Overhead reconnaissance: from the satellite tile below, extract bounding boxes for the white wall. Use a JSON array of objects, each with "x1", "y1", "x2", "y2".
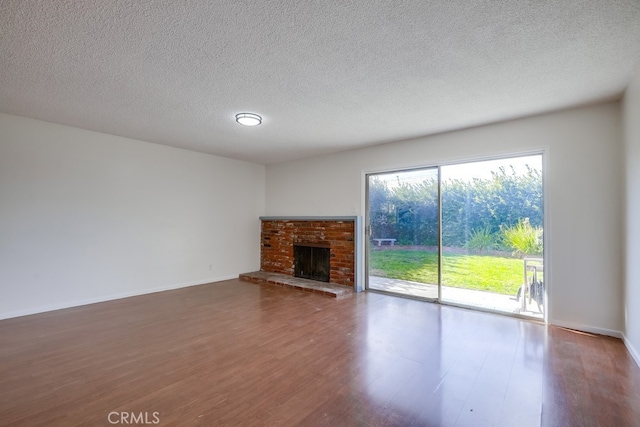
[
  {"x1": 267, "y1": 103, "x2": 624, "y2": 336},
  {"x1": 0, "y1": 113, "x2": 265, "y2": 319},
  {"x1": 623, "y1": 68, "x2": 640, "y2": 363}
]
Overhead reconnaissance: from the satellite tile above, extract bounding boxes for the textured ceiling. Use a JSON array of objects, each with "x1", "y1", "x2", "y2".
[{"x1": 1, "y1": 1, "x2": 640, "y2": 164}]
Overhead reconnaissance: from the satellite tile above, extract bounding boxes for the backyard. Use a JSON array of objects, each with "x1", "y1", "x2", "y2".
[
  {"x1": 369, "y1": 247, "x2": 525, "y2": 295},
  {"x1": 368, "y1": 157, "x2": 544, "y2": 300}
]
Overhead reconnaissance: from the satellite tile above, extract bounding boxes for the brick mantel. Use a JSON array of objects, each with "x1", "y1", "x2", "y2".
[{"x1": 260, "y1": 217, "x2": 357, "y2": 288}]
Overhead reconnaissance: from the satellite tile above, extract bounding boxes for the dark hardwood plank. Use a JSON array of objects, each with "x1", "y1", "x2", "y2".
[{"x1": 0, "y1": 279, "x2": 638, "y2": 426}]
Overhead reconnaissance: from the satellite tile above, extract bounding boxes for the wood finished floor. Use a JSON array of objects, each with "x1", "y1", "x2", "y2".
[{"x1": 1, "y1": 279, "x2": 639, "y2": 426}]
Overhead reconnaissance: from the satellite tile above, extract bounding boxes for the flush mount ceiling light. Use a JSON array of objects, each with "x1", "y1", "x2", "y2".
[{"x1": 235, "y1": 113, "x2": 262, "y2": 126}]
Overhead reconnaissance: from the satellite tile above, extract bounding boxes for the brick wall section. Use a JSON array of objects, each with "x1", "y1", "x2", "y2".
[{"x1": 261, "y1": 220, "x2": 355, "y2": 287}]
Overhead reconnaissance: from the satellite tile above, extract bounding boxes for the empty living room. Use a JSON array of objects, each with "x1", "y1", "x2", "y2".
[{"x1": 2, "y1": 1, "x2": 640, "y2": 426}]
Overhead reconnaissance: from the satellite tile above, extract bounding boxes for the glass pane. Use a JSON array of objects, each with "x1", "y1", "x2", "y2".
[
  {"x1": 367, "y1": 168, "x2": 439, "y2": 300},
  {"x1": 440, "y1": 155, "x2": 544, "y2": 318}
]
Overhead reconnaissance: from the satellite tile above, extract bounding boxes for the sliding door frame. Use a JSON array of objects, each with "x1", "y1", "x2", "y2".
[
  {"x1": 364, "y1": 165, "x2": 440, "y2": 302},
  {"x1": 363, "y1": 151, "x2": 547, "y2": 323}
]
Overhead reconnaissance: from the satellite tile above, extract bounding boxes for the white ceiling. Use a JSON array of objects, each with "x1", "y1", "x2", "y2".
[{"x1": 1, "y1": 1, "x2": 640, "y2": 165}]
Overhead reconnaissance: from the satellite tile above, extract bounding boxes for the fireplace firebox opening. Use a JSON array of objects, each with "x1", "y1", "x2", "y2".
[{"x1": 294, "y1": 244, "x2": 330, "y2": 282}]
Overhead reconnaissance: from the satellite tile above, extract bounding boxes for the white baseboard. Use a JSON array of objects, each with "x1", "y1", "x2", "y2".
[
  {"x1": 0, "y1": 274, "x2": 238, "y2": 321},
  {"x1": 623, "y1": 334, "x2": 640, "y2": 368},
  {"x1": 549, "y1": 319, "x2": 623, "y2": 339}
]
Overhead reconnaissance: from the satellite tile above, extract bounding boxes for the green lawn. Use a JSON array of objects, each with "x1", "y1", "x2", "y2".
[{"x1": 369, "y1": 249, "x2": 524, "y2": 295}]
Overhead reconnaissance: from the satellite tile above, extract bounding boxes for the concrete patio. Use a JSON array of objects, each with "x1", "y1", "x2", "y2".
[{"x1": 369, "y1": 276, "x2": 543, "y2": 319}]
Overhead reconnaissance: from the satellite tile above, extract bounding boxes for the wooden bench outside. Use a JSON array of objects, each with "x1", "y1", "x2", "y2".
[{"x1": 372, "y1": 238, "x2": 396, "y2": 246}]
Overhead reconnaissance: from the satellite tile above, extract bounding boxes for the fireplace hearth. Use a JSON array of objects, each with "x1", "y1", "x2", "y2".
[
  {"x1": 257, "y1": 217, "x2": 356, "y2": 287},
  {"x1": 239, "y1": 216, "x2": 361, "y2": 296}
]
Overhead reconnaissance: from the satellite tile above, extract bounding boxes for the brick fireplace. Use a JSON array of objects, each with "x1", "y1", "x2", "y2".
[{"x1": 260, "y1": 218, "x2": 355, "y2": 287}]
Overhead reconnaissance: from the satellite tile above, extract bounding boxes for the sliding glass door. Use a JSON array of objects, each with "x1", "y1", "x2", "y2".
[
  {"x1": 366, "y1": 167, "x2": 439, "y2": 300},
  {"x1": 365, "y1": 155, "x2": 544, "y2": 319},
  {"x1": 439, "y1": 156, "x2": 544, "y2": 318}
]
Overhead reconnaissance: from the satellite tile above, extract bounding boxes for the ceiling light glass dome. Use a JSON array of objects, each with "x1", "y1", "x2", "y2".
[{"x1": 235, "y1": 113, "x2": 262, "y2": 126}]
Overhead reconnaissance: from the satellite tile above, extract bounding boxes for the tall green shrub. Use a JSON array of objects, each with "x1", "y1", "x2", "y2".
[
  {"x1": 368, "y1": 163, "x2": 543, "y2": 249},
  {"x1": 501, "y1": 218, "x2": 542, "y2": 257},
  {"x1": 465, "y1": 227, "x2": 495, "y2": 253}
]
